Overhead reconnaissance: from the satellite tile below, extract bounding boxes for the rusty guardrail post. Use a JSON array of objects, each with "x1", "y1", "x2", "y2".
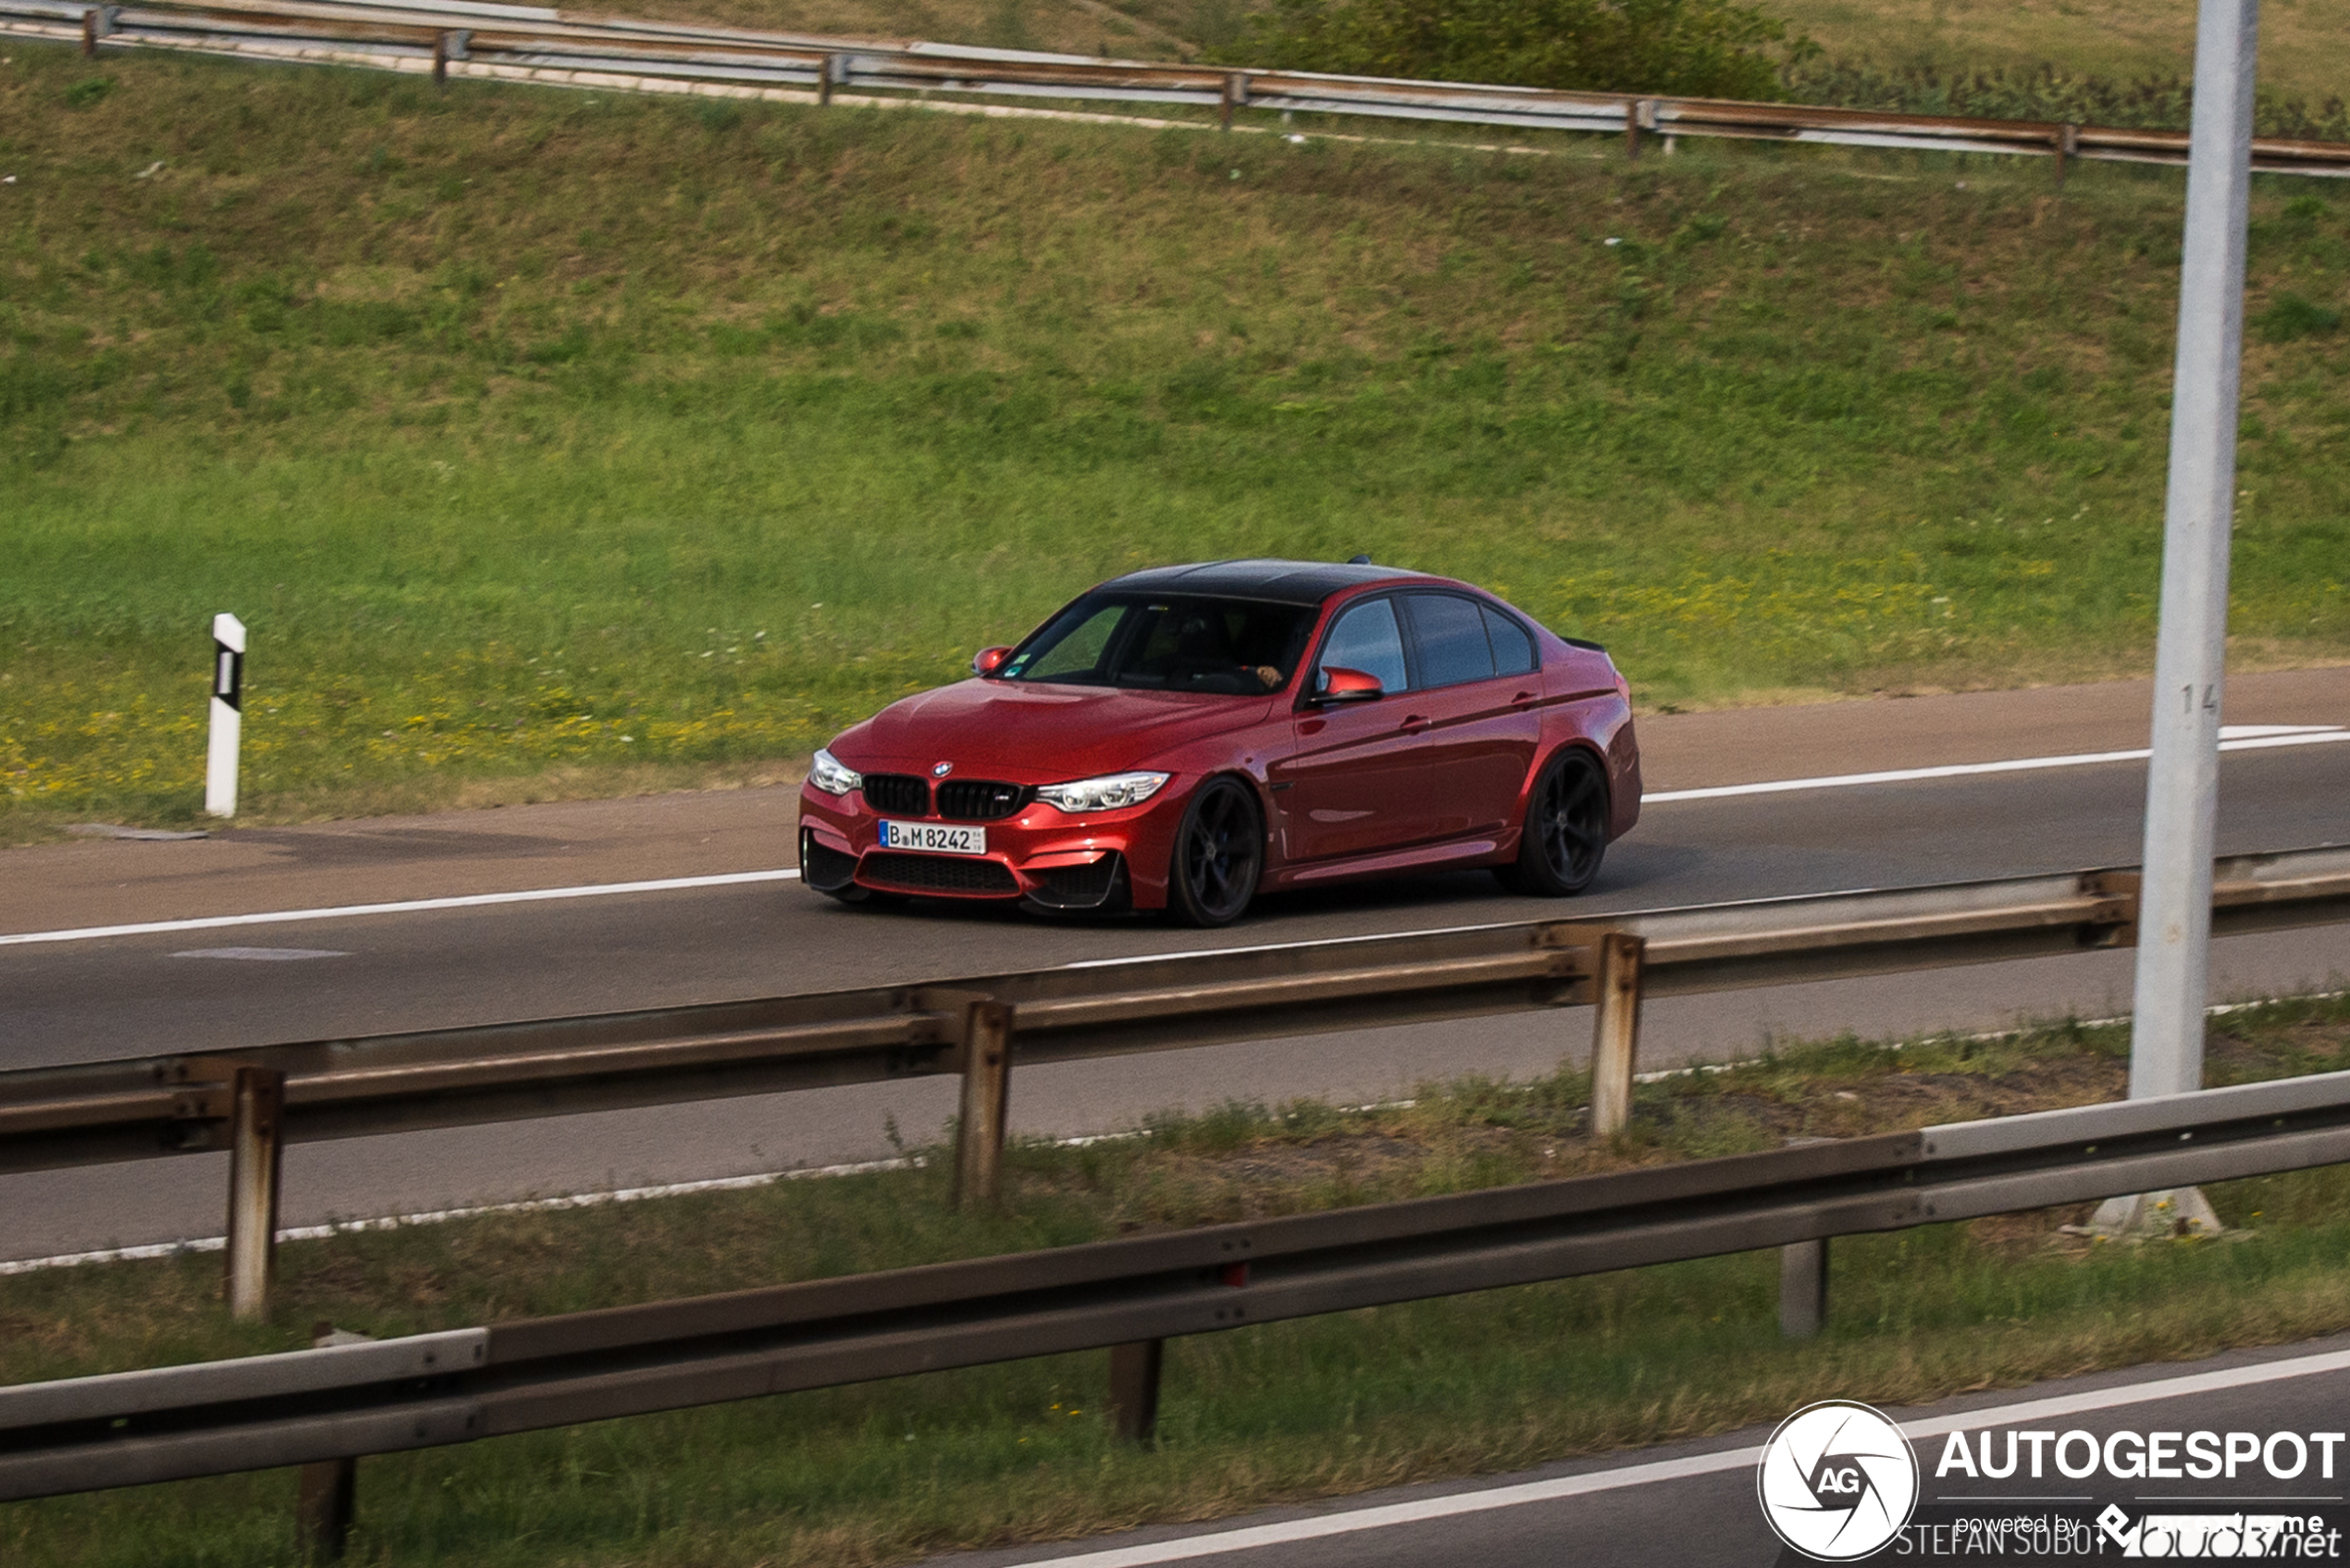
[
  {"x1": 1589, "y1": 932, "x2": 1644, "y2": 1138},
  {"x1": 295, "y1": 1326, "x2": 368, "y2": 1561},
  {"x1": 2054, "y1": 123, "x2": 2079, "y2": 186},
  {"x1": 1109, "y1": 1338, "x2": 1164, "y2": 1443},
  {"x1": 224, "y1": 1065, "x2": 286, "y2": 1321},
  {"x1": 819, "y1": 52, "x2": 838, "y2": 105},
  {"x1": 1220, "y1": 72, "x2": 1244, "y2": 131},
  {"x1": 1780, "y1": 1239, "x2": 1828, "y2": 1339},
  {"x1": 951, "y1": 999, "x2": 1014, "y2": 1208},
  {"x1": 431, "y1": 30, "x2": 467, "y2": 88}
]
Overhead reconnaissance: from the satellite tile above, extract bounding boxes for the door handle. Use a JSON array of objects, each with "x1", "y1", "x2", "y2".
[
  {"x1": 1510, "y1": 690, "x2": 1539, "y2": 706},
  {"x1": 1400, "y1": 713, "x2": 1431, "y2": 732}
]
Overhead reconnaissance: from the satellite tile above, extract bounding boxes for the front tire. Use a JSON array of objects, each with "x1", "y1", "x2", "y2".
[
  {"x1": 820, "y1": 884, "x2": 909, "y2": 909},
  {"x1": 1496, "y1": 747, "x2": 1609, "y2": 896},
  {"x1": 1167, "y1": 777, "x2": 1264, "y2": 928}
]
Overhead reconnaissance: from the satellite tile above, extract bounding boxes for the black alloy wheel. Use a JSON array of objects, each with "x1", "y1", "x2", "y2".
[
  {"x1": 1169, "y1": 777, "x2": 1265, "y2": 928},
  {"x1": 1497, "y1": 747, "x2": 1609, "y2": 897}
]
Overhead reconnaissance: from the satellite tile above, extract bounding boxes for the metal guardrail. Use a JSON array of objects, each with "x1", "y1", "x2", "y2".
[
  {"x1": 7, "y1": 0, "x2": 2350, "y2": 179},
  {"x1": 4, "y1": 844, "x2": 2346, "y2": 1315},
  {"x1": 10, "y1": 1061, "x2": 2350, "y2": 1544},
  {"x1": 6, "y1": 845, "x2": 2344, "y2": 1171}
]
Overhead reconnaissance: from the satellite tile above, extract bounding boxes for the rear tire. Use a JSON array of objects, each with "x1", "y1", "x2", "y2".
[
  {"x1": 1167, "y1": 777, "x2": 1264, "y2": 928},
  {"x1": 1496, "y1": 748, "x2": 1608, "y2": 896}
]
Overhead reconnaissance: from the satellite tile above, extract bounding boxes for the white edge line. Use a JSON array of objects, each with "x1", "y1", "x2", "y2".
[
  {"x1": 1060, "y1": 919, "x2": 1520, "y2": 970},
  {"x1": 0, "y1": 869, "x2": 802, "y2": 947},
  {"x1": 993, "y1": 1348, "x2": 2350, "y2": 1568},
  {"x1": 8, "y1": 729, "x2": 2338, "y2": 951},
  {"x1": 1625, "y1": 990, "x2": 2347, "y2": 1084},
  {"x1": 1645, "y1": 729, "x2": 2350, "y2": 805},
  {"x1": 0, "y1": 1156, "x2": 915, "y2": 1275},
  {"x1": 0, "y1": 1114, "x2": 1189, "y2": 1273}
]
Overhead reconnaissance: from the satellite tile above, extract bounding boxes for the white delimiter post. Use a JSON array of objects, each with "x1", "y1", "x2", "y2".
[
  {"x1": 205, "y1": 613, "x2": 246, "y2": 819},
  {"x1": 2130, "y1": 0, "x2": 2259, "y2": 1104}
]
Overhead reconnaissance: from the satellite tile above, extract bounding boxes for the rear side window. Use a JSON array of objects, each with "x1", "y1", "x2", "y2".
[
  {"x1": 1405, "y1": 593, "x2": 1496, "y2": 688},
  {"x1": 1319, "y1": 598, "x2": 1410, "y2": 694},
  {"x1": 1482, "y1": 605, "x2": 1538, "y2": 676}
]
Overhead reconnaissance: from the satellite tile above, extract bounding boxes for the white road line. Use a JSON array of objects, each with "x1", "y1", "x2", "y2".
[
  {"x1": 170, "y1": 947, "x2": 351, "y2": 962},
  {"x1": 1060, "y1": 919, "x2": 1520, "y2": 970},
  {"x1": 6, "y1": 723, "x2": 2339, "y2": 951},
  {"x1": 0, "y1": 869, "x2": 801, "y2": 947},
  {"x1": 993, "y1": 1347, "x2": 2350, "y2": 1568},
  {"x1": 0, "y1": 1156, "x2": 916, "y2": 1276},
  {"x1": 1645, "y1": 726, "x2": 2348, "y2": 805}
]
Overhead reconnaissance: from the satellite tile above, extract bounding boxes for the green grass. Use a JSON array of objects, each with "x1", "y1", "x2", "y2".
[
  {"x1": 7, "y1": 995, "x2": 2350, "y2": 1566},
  {"x1": 6, "y1": 46, "x2": 2350, "y2": 833},
  {"x1": 1757, "y1": 0, "x2": 2350, "y2": 112}
]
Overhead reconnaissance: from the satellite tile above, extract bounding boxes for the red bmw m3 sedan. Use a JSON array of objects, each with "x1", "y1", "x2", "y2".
[{"x1": 798, "y1": 559, "x2": 1641, "y2": 926}]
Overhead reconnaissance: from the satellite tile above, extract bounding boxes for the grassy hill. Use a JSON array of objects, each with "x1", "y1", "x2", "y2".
[
  {"x1": 1764, "y1": 0, "x2": 2350, "y2": 111},
  {"x1": 612, "y1": 0, "x2": 2350, "y2": 105},
  {"x1": 3, "y1": 43, "x2": 2348, "y2": 830}
]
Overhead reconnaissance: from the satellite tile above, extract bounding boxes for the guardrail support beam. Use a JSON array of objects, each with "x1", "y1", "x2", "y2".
[
  {"x1": 1589, "y1": 932, "x2": 1644, "y2": 1138},
  {"x1": 1109, "y1": 1338, "x2": 1164, "y2": 1444},
  {"x1": 225, "y1": 1066, "x2": 286, "y2": 1321},
  {"x1": 297, "y1": 1453, "x2": 356, "y2": 1561},
  {"x1": 952, "y1": 1000, "x2": 1015, "y2": 1209},
  {"x1": 1779, "y1": 1239, "x2": 1828, "y2": 1339},
  {"x1": 297, "y1": 1324, "x2": 371, "y2": 1560}
]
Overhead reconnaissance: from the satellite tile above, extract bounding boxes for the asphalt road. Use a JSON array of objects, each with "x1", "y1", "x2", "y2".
[
  {"x1": 925, "y1": 1331, "x2": 2350, "y2": 1568},
  {"x1": 3, "y1": 676, "x2": 2346, "y2": 1260}
]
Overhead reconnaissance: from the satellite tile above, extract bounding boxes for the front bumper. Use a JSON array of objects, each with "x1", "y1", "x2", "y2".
[{"x1": 798, "y1": 785, "x2": 1176, "y2": 911}]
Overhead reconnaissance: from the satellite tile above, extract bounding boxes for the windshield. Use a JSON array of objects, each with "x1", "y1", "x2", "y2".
[{"x1": 996, "y1": 595, "x2": 1318, "y2": 695}]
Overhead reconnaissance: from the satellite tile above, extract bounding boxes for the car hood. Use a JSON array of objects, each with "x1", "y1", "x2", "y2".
[{"x1": 836, "y1": 681, "x2": 1276, "y2": 783}]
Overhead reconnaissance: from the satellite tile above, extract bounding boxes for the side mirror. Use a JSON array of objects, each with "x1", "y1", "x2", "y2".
[
  {"x1": 1314, "y1": 666, "x2": 1383, "y2": 703},
  {"x1": 972, "y1": 646, "x2": 1012, "y2": 675}
]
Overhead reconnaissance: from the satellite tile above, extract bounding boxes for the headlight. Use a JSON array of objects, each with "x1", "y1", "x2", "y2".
[
  {"x1": 1035, "y1": 771, "x2": 1170, "y2": 814},
  {"x1": 810, "y1": 747, "x2": 862, "y2": 797}
]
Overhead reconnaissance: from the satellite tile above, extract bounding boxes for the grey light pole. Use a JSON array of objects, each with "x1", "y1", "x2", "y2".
[
  {"x1": 2106, "y1": 0, "x2": 2259, "y2": 1236},
  {"x1": 2129, "y1": 0, "x2": 2259, "y2": 1099}
]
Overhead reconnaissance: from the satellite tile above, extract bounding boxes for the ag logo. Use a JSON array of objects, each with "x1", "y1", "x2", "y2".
[
  {"x1": 1756, "y1": 1401, "x2": 1919, "y2": 1561},
  {"x1": 932, "y1": 761, "x2": 955, "y2": 778}
]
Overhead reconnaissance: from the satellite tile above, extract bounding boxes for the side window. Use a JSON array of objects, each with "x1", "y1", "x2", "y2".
[
  {"x1": 1407, "y1": 593, "x2": 1496, "y2": 688},
  {"x1": 1482, "y1": 605, "x2": 1538, "y2": 676},
  {"x1": 1318, "y1": 599, "x2": 1409, "y2": 694}
]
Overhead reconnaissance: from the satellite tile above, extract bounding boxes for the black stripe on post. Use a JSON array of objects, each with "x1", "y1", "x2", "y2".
[{"x1": 214, "y1": 643, "x2": 243, "y2": 712}]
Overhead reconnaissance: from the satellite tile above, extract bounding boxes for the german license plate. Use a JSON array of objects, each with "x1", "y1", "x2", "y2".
[{"x1": 880, "y1": 821, "x2": 986, "y2": 855}]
